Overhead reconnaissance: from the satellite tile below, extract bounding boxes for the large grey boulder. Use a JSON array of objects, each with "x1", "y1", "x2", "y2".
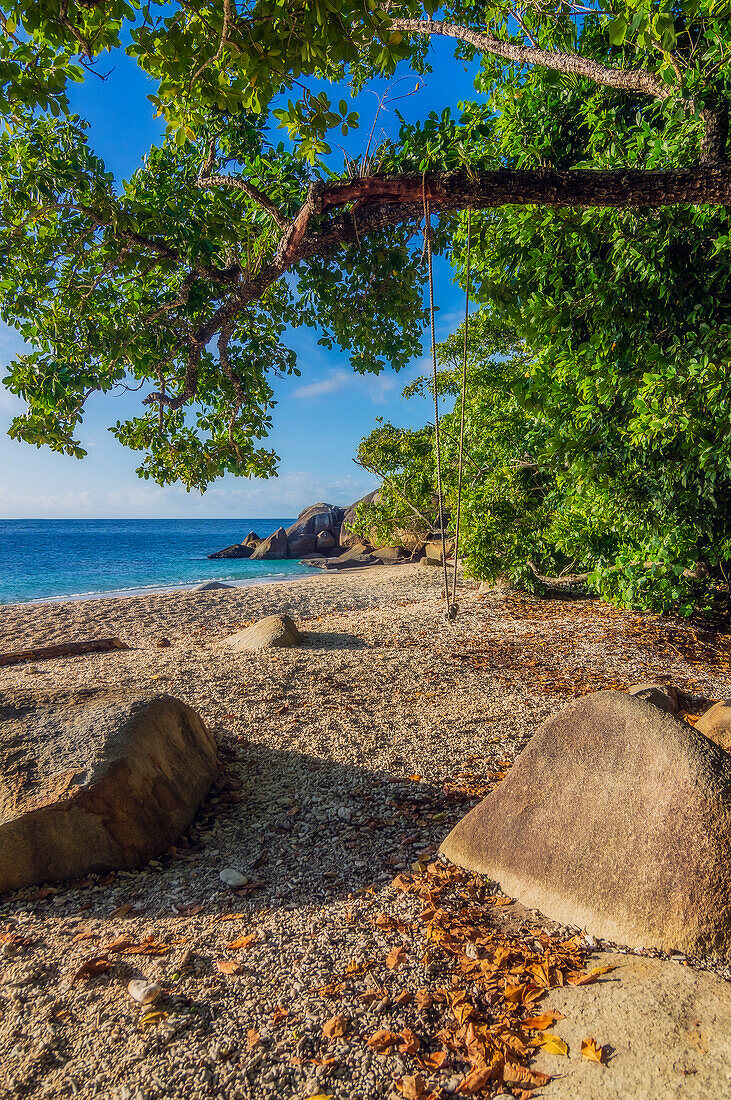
[
  {"x1": 287, "y1": 534, "x2": 318, "y2": 557},
  {"x1": 371, "y1": 546, "x2": 405, "y2": 562},
  {"x1": 424, "y1": 539, "x2": 455, "y2": 565},
  {"x1": 286, "y1": 503, "x2": 344, "y2": 542},
  {"x1": 340, "y1": 490, "x2": 380, "y2": 548},
  {"x1": 217, "y1": 614, "x2": 302, "y2": 651},
  {"x1": 207, "y1": 542, "x2": 252, "y2": 560},
  {"x1": 193, "y1": 581, "x2": 233, "y2": 592},
  {"x1": 0, "y1": 690, "x2": 217, "y2": 893},
  {"x1": 439, "y1": 690, "x2": 731, "y2": 956},
  {"x1": 250, "y1": 527, "x2": 288, "y2": 560},
  {"x1": 531, "y1": 950, "x2": 731, "y2": 1099}
]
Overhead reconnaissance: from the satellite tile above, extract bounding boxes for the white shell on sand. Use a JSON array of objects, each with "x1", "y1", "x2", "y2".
[
  {"x1": 127, "y1": 980, "x2": 161, "y2": 1005},
  {"x1": 219, "y1": 867, "x2": 247, "y2": 887}
]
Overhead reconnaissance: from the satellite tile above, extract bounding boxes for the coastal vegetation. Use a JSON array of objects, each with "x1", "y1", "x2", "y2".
[{"x1": 1, "y1": 1, "x2": 730, "y2": 612}]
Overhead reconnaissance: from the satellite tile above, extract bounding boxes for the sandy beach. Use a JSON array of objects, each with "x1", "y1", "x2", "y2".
[{"x1": 1, "y1": 563, "x2": 730, "y2": 1099}]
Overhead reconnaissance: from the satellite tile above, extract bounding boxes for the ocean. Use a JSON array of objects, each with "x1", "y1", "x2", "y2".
[{"x1": 0, "y1": 519, "x2": 312, "y2": 605}]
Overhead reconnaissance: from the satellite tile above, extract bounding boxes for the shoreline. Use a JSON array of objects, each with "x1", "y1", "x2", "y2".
[
  {"x1": 5, "y1": 561, "x2": 410, "y2": 612},
  {"x1": 13, "y1": 564, "x2": 326, "y2": 609}
]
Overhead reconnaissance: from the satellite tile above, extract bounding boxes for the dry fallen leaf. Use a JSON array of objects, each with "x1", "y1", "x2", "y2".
[
  {"x1": 322, "y1": 1014, "x2": 350, "y2": 1039},
  {"x1": 386, "y1": 945, "x2": 407, "y2": 970},
  {"x1": 71, "y1": 956, "x2": 110, "y2": 983},
  {"x1": 140, "y1": 1010, "x2": 168, "y2": 1027},
  {"x1": 246, "y1": 1028, "x2": 260, "y2": 1048},
  {"x1": 581, "y1": 1036, "x2": 606, "y2": 1063},
  {"x1": 226, "y1": 932, "x2": 257, "y2": 950},
  {"x1": 539, "y1": 1034, "x2": 569, "y2": 1056},
  {"x1": 397, "y1": 1074, "x2": 430, "y2": 1100},
  {"x1": 456, "y1": 1065, "x2": 492, "y2": 1094},
  {"x1": 215, "y1": 959, "x2": 243, "y2": 975},
  {"x1": 418, "y1": 1050, "x2": 448, "y2": 1071},
  {"x1": 503, "y1": 1064, "x2": 551, "y2": 1088},
  {"x1": 367, "y1": 1029, "x2": 400, "y2": 1051},
  {"x1": 398, "y1": 1028, "x2": 421, "y2": 1055},
  {"x1": 109, "y1": 903, "x2": 135, "y2": 918},
  {"x1": 522, "y1": 1010, "x2": 565, "y2": 1030},
  {"x1": 174, "y1": 902, "x2": 204, "y2": 917},
  {"x1": 101, "y1": 937, "x2": 134, "y2": 953},
  {"x1": 569, "y1": 965, "x2": 616, "y2": 986}
]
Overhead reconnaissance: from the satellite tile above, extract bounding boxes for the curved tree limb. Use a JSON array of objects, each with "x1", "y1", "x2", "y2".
[
  {"x1": 108, "y1": 162, "x2": 731, "y2": 409},
  {"x1": 389, "y1": 17, "x2": 727, "y2": 162},
  {"x1": 388, "y1": 18, "x2": 671, "y2": 101},
  {"x1": 528, "y1": 559, "x2": 590, "y2": 586},
  {"x1": 196, "y1": 173, "x2": 290, "y2": 228}
]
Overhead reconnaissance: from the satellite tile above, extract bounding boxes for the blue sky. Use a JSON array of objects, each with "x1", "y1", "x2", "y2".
[{"x1": 0, "y1": 36, "x2": 478, "y2": 518}]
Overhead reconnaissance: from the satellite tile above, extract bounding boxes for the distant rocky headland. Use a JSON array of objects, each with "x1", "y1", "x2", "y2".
[{"x1": 207, "y1": 494, "x2": 452, "y2": 570}]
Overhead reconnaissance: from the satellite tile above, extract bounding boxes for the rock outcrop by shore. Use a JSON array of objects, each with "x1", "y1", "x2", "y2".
[{"x1": 207, "y1": 494, "x2": 447, "y2": 567}]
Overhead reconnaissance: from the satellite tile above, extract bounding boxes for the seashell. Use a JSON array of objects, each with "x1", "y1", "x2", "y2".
[{"x1": 127, "y1": 980, "x2": 161, "y2": 1005}]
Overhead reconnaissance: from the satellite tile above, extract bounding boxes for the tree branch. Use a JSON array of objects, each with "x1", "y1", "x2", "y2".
[
  {"x1": 354, "y1": 459, "x2": 433, "y2": 526},
  {"x1": 527, "y1": 559, "x2": 590, "y2": 585},
  {"x1": 75, "y1": 162, "x2": 731, "y2": 413},
  {"x1": 196, "y1": 173, "x2": 289, "y2": 228},
  {"x1": 389, "y1": 18, "x2": 670, "y2": 101}
]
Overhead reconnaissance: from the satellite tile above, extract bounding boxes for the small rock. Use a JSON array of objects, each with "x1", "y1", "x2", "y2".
[
  {"x1": 219, "y1": 868, "x2": 247, "y2": 888},
  {"x1": 156, "y1": 638, "x2": 172, "y2": 648},
  {"x1": 627, "y1": 681, "x2": 678, "y2": 714},
  {"x1": 695, "y1": 699, "x2": 731, "y2": 753},
  {"x1": 207, "y1": 543, "x2": 253, "y2": 560},
  {"x1": 127, "y1": 980, "x2": 161, "y2": 1005},
  {"x1": 216, "y1": 614, "x2": 302, "y2": 652}
]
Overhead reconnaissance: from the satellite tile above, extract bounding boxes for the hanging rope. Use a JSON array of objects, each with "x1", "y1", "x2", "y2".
[
  {"x1": 422, "y1": 182, "x2": 451, "y2": 619},
  {"x1": 449, "y1": 207, "x2": 472, "y2": 619}
]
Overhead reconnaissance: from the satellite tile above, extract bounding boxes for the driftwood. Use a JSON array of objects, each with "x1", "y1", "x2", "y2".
[
  {"x1": 527, "y1": 558, "x2": 710, "y2": 590},
  {"x1": 527, "y1": 561, "x2": 590, "y2": 587},
  {"x1": 0, "y1": 637, "x2": 130, "y2": 668}
]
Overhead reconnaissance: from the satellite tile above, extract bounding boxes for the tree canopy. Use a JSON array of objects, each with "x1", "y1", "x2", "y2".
[
  {"x1": 1, "y1": 2, "x2": 731, "y2": 616},
  {"x1": 1, "y1": 1, "x2": 729, "y2": 488}
]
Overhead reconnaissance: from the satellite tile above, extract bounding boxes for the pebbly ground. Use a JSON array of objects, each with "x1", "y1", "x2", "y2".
[{"x1": 0, "y1": 565, "x2": 730, "y2": 1099}]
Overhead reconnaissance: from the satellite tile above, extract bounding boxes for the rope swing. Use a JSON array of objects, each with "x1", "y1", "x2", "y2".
[{"x1": 423, "y1": 188, "x2": 472, "y2": 623}]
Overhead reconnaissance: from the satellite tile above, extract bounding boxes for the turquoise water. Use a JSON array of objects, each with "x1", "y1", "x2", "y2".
[{"x1": 0, "y1": 519, "x2": 312, "y2": 604}]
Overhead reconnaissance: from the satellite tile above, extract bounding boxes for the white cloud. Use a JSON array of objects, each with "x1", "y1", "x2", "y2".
[
  {"x1": 0, "y1": 469, "x2": 378, "y2": 519},
  {"x1": 291, "y1": 367, "x2": 398, "y2": 405},
  {"x1": 291, "y1": 369, "x2": 351, "y2": 400},
  {"x1": 0, "y1": 489, "x2": 94, "y2": 517}
]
